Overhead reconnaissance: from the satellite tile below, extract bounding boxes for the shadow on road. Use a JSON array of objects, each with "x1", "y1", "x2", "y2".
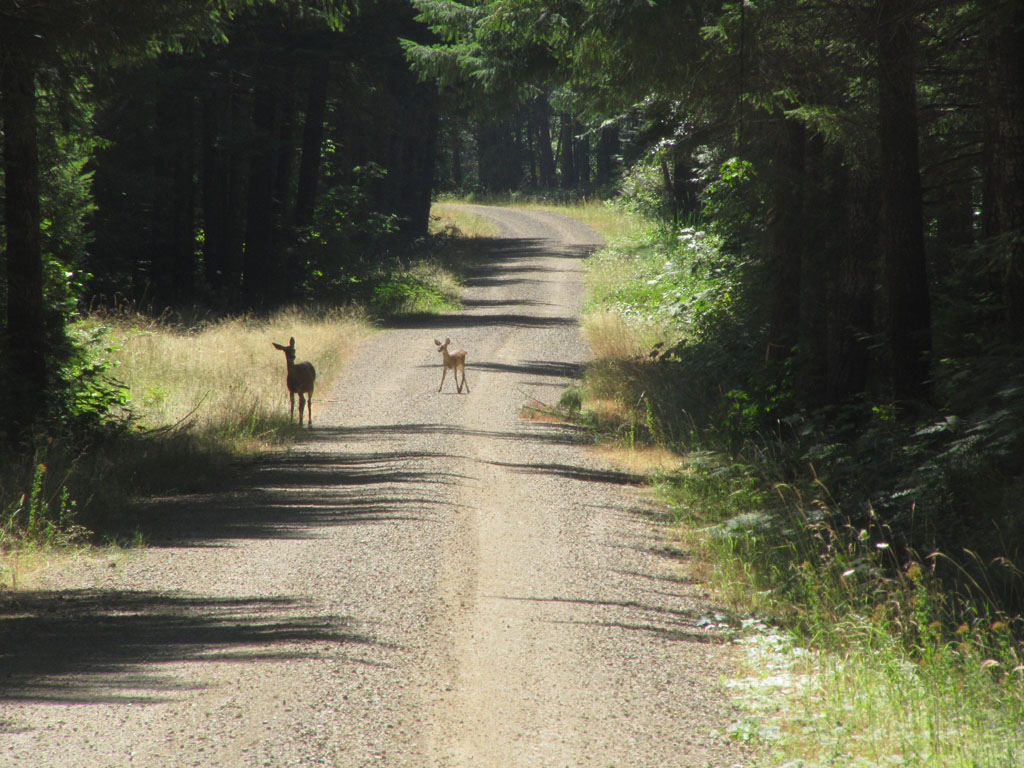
[
  {"x1": 386, "y1": 235, "x2": 593, "y2": 331},
  {"x1": 0, "y1": 223, "x2": 616, "y2": 717},
  {"x1": 119, "y1": 421, "x2": 597, "y2": 549},
  {"x1": 492, "y1": 594, "x2": 730, "y2": 645},
  {"x1": 0, "y1": 589, "x2": 375, "y2": 711}
]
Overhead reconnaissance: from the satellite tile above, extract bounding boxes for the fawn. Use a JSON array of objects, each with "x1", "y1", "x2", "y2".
[
  {"x1": 272, "y1": 337, "x2": 316, "y2": 426},
  {"x1": 435, "y1": 337, "x2": 469, "y2": 394}
]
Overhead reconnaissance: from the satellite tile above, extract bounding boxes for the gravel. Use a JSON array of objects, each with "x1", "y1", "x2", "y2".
[{"x1": 1, "y1": 205, "x2": 751, "y2": 768}]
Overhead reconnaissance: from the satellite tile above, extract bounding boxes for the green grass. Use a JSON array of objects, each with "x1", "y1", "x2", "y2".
[
  {"x1": 527, "y1": 198, "x2": 652, "y2": 243},
  {"x1": 727, "y1": 616, "x2": 1024, "y2": 767},
  {"x1": 370, "y1": 260, "x2": 463, "y2": 315},
  {"x1": 565, "y1": 203, "x2": 1024, "y2": 768}
]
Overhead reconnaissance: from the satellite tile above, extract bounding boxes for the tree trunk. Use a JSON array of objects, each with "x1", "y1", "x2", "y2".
[
  {"x1": 170, "y1": 92, "x2": 198, "y2": 303},
  {"x1": 154, "y1": 79, "x2": 197, "y2": 303},
  {"x1": 982, "y1": 2, "x2": 1024, "y2": 330},
  {"x1": 406, "y1": 90, "x2": 438, "y2": 235},
  {"x1": 876, "y1": 0, "x2": 932, "y2": 405},
  {"x1": 274, "y1": 63, "x2": 299, "y2": 231},
  {"x1": 225, "y1": 72, "x2": 250, "y2": 300},
  {"x1": 595, "y1": 123, "x2": 618, "y2": 186},
  {"x1": 244, "y1": 71, "x2": 279, "y2": 308},
  {"x1": 827, "y1": 162, "x2": 876, "y2": 404},
  {"x1": 765, "y1": 115, "x2": 805, "y2": 369},
  {"x1": 1, "y1": 51, "x2": 47, "y2": 439},
  {"x1": 535, "y1": 96, "x2": 556, "y2": 188},
  {"x1": 558, "y1": 113, "x2": 577, "y2": 189},
  {"x1": 576, "y1": 132, "x2": 590, "y2": 187},
  {"x1": 201, "y1": 75, "x2": 230, "y2": 295},
  {"x1": 294, "y1": 57, "x2": 329, "y2": 230},
  {"x1": 798, "y1": 133, "x2": 828, "y2": 405},
  {"x1": 451, "y1": 123, "x2": 464, "y2": 188}
]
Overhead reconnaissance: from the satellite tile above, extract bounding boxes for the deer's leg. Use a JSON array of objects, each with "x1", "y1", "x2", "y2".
[
  {"x1": 289, "y1": 392, "x2": 296, "y2": 422},
  {"x1": 460, "y1": 363, "x2": 469, "y2": 393},
  {"x1": 438, "y1": 366, "x2": 448, "y2": 392},
  {"x1": 307, "y1": 393, "x2": 313, "y2": 427},
  {"x1": 298, "y1": 393, "x2": 307, "y2": 426}
]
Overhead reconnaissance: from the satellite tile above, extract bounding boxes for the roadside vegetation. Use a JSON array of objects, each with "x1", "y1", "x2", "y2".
[
  {"x1": 0, "y1": 238, "x2": 467, "y2": 579},
  {"x1": 562, "y1": 200, "x2": 1024, "y2": 767}
]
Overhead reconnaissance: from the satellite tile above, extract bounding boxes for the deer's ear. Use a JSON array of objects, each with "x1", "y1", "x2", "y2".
[
  {"x1": 289, "y1": 337, "x2": 296, "y2": 346},
  {"x1": 445, "y1": 337, "x2": 451, "y2": 344},
  {"x1": 435, "y1": 339, "x2": 441, "y2": 346},
  {"x1": 273, "y1": 343, "x2": 284, "y2": 351}
]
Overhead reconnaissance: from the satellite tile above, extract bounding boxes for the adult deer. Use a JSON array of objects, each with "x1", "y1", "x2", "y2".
[
  {"x1": 272, "y1": 337, "x2": 316, "y2": 426},
  {"x1": 435, "y1": 337, "x2": 469, "y2": 394}
]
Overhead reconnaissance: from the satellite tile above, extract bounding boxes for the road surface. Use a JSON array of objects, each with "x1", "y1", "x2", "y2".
[{"x1": 1, "y1": 206, "x2": 749, "y2": 767}]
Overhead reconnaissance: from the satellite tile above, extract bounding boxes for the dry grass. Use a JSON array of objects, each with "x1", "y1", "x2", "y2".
[
  {"x1": 0, "y1": 306, "x2": 375, "y2": 553},
  {"x1": 582, "y1": 312, "x2": 648, "y2": 360},
  {"x1": 431, "y1": 199, "x2": 643, "y2": 243},
  {"x1": 0, "y1": 543, "x2": 129, "y2": 590},
  {"x1": 95, "y1": 306, "x2": 373, "y2": 446},
  {"x1": 430, "y1": 202, "x2": 500, "y2": 238},
  {"x1": 528, "y1": 199, "x2": 649, "y2": 243},
  {"x1": 586, "y1": 443, "x2": 684, "y2": 475}
]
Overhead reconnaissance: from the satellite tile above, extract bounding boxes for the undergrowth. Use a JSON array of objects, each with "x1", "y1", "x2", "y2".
[
  {"x1": 1, "y1": 238, "x2": 467, "y2": 559},
  {"x1": 574, "y1": 201, "x2": 1024, "y2": 766}
]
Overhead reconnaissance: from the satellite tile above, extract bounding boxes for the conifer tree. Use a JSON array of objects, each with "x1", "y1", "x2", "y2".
[{"x1": 0, "y1": 0, "x2": 257, "y2": 440}]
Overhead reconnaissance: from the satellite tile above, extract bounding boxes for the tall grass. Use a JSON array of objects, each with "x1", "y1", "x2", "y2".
[
  {"x1": 571, "y1": 204, "x2": 1024, "y2": 767},
  {"x1": 529, "y1": 198, "x2": 652, "y2": 243},
  {"x1": 671, "y1": 457, "x2": 1024, "y2": 767},
  {"x1": 3, "y1": 230, "x2": 477, "y2": 577},
  {"x1": 0, "y1": 306, "x2": 373, "y2": 557},
  {"x1": 430, "y1": 202, "x2": 500, "y2": 238},
  {"x1": 94, "y1": 305, "x2": 371, "y2": 442}
]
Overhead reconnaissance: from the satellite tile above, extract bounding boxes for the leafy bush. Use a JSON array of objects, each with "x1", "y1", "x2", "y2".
[{"x1": 580, "y1": 204, "x2": 1024, "y2": 617}]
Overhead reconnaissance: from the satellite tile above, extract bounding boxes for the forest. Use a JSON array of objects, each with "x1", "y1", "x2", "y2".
[{"x1": 2, "y1": 0, "x2": 1024, "y2": 610}]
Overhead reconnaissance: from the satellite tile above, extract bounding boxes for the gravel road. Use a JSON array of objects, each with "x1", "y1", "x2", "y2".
[{"x1": 1, "y1": 206, "x2": 749, "y2": 767}]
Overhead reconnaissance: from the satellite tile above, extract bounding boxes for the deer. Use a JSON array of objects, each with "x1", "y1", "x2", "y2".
[
  {"x1": 272, "y1": 337, "x2": 316, "y2": 426},
  {"x1": 435, "y1": 337, "x2": 469, "y2": 394}
]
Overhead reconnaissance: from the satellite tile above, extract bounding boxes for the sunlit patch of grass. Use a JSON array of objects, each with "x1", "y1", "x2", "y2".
[
  {"x1": 729, "y1": 619, "x2": 1024, "y2": 768},
  {"x1": 407, "y1": 259, "x2": 463, "y2": 307},
  {"x1": 371, "y1": 259, "x2": 462, "y2": 315},
  {"x1": 584, "y1": 395, "x2": 631, "y2": 423},
  {"x1": 430, "y1": 202, "x2": 500, "y2": 238},
  {"x1": 0, "y1": 307, "x2": 375, "y2": 549},
  {"x1": 0, "y1": 541, "x2": 131, "y2": 590},
  {"x1": 529, "y1": 199, "x2": 651, "y2": 243},
  {"x1": 583, "y1": 311, "x2": 653, "y2": 359},
  {"x1": 586, "y1": 443, "x2": 683, "y2": 476},
  {"x1": 433, "y1": 196, "x2": 648, "y2": 243},
  {"x1": 94, "y1": 305, "x2": 372, "y2": 447}
]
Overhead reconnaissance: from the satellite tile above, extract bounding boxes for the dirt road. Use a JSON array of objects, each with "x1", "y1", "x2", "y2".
[{"x1": 1, "y1": 206, "x2": 748, "y2": 767}]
